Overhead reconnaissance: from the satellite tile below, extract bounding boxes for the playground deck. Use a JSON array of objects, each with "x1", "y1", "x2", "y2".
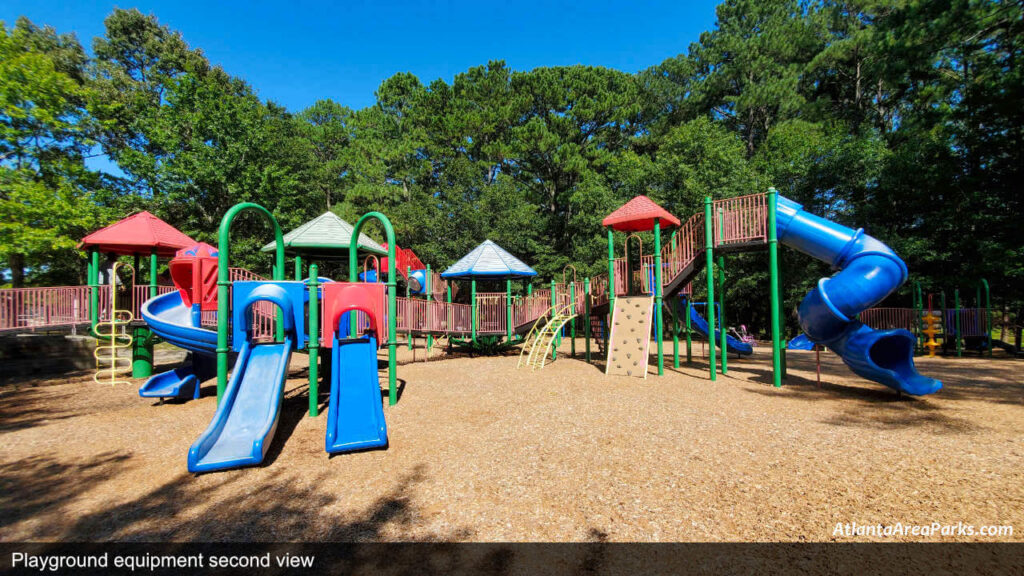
[{"x1": 2, "y1": 341, "x2": 1021, "y2": 542}]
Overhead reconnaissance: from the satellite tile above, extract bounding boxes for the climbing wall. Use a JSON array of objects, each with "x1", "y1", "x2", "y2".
[{"x1": 605, "y1": 295, "x2": 655, "y2": 378}]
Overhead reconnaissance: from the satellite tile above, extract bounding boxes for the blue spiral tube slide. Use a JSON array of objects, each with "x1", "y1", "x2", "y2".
[{"x1": 775, "y1": 196, "x2": 941, "y2": 395}]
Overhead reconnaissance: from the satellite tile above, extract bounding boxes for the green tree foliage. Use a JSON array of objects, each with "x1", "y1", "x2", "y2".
[
  {"x1": 2, "y1": 1, "x2": 1021, "y2": 329},
  {"x1": 90, "y1": 9, "x2": 319, "y2": 271},
  {"x1": 0, "y1": 18, "x2": 109, "y2": 286}
]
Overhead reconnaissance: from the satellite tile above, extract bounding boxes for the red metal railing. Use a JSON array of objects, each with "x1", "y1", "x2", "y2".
[
  {"x1": 394, "y1": 297, "x2": 472, "y2": 334},
  {"x1": 475, "y1": 292, "x2": 507, "y2": 334},
  {"x1": 859, "y1": 307, "x2": 917, "y2": 332},
  {"x1": 712, "y1": 193, "x2": 768, "y2": 247},
  {"x1": 0, "y1": 286, "x2": 91, "y2": 332}
]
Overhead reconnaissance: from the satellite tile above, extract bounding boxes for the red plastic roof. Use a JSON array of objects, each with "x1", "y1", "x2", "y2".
[
  {"x1": 79, "y1": 211, "x2": 196, "y2": 256},
  {"x1": 602, "y1": 196, "x2": 681, "y2": 232}
]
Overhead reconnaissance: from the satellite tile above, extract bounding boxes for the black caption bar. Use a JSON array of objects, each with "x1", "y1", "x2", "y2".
[{"x1": 1, "y1": 543, "x2": 1022, "y2": 575}]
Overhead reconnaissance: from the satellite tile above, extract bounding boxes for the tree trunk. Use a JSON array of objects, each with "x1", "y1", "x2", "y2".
[{"x1": 9, "y1": 253, "x2": 25, "y2": 288}]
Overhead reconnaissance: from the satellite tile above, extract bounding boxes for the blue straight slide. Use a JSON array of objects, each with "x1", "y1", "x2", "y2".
[
  {"x1": 775, "y1": 195, "x2": 941, "y2": 395},
  {"x1": 140, "y1": 291, "x2": 218, "y2": 399},
  {"x1": 326, "y1": 335, "x2": 387, "y2": 454},
  {"x1": 687, "y1": 302, "x2": 754, "y2": 356},
  {"x1": 187, "y1": 339, "x2": 292, "y2": 473}
]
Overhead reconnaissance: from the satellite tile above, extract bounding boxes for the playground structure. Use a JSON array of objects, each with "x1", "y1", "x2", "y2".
[
  {"x1": 860, "y1": 278, "x2": 1022, "y2": 358},
  {"x1": 0, "y1": 188, "x2": 980, "y2": 472}
]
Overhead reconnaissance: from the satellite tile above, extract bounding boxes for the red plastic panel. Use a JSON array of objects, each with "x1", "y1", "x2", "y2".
[
  {"x1": 169, "y1": 259, "x2": 196, "y2": 307},
  {"x1": 197, "y1": 258, "x2": 219, "y2": 311},
  {"x1": 322, "y1": 282, "x2": 387, "y2": 348}
]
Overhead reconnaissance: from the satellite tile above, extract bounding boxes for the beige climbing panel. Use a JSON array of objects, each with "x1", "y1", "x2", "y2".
[{"x1": 605, "y1": 295, "x2": 654, "y2": 378}]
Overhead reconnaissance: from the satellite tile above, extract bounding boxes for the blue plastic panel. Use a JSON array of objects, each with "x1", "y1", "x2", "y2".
[{"x1": 231, "y1": 281, "x2": 307, "y2": 351}]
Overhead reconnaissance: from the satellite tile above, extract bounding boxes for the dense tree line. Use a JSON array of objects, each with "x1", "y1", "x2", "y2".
[{"x1": 1, "y1": 1, "x2": 1021, "y2": 333}]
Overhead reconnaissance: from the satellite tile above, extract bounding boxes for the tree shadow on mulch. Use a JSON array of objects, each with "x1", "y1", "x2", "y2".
[
  {"x1": 2, "y1": 454, "x2": 474, "y2": 545},
  {"x1": 0, "y1": 388, "x2": 90, "y2": 433},
  {"x1": 0, "y1": 451, "x2": 132, "y2": 533}
]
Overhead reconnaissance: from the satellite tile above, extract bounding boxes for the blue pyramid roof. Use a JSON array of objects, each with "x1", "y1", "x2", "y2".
[{"x1": 441, "y1": 240, "x2": 537, "y2": 279}]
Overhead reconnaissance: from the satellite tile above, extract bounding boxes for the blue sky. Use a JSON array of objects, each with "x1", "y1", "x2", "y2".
[{"x1": 2, "y1": 0, "x2": 719, "y2": 112}]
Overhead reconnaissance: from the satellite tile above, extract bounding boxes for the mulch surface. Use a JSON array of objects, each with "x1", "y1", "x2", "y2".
[{"x1": 1, "y1": 339, "x2": 1021, "y2": 542}]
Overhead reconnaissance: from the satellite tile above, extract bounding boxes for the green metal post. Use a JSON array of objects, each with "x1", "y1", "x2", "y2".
[
  {"x1": 131, "y1": 324, "x2": 153, "y2": 378},
  {"x1": 273, "y1": 264, "x2": 285, "y2": 341},
  {"x1": 89, "y1": 248, "x2": 99, "y2": 332},
  {"x1": 569, "y1": 281, "x2": 576, "y2": 358},
  {"x1": 349, "y1": 212, "x2": 398, "y2": 405},
  {"x1": 584, "y1": 277, "x2": 591, "y2": 363},
  {"x1": 150, "y1": 251, "x2": 158, "y2": 298},
  {"x1": 217, "y1": 203, "x2": 285, "y2": 403},
  {"x1": 427, "y1": 264, "x2": 433, "y2": 352},
  {"x1": 704, "y1": 197, "x2": 716, "y2": 381},
  {"x1": 607, "y1": 228, "x2": 615, "y2": 306},
  {"x1": 767, "y1": 188, "x2": 783, "y2": 388},
  {"x1": 295, "y1": 255, "x2": 302, "y2": 281},
  {"x1": 654, "y1": 218, "x2": 664, "y2": 376},
  {"x1": 468, "y1": 280, "x2": 477, "y2": 342},
  {"x1": 527, "y1": 283, "x2": 532, "y2": 296},
  {"x1": 955, "y1": 288, "x2": 962, "y2": 358},
  {"x1": 308, "y1": 266, "x2": 320, "y2": 416},
  {"x1": 471, "y1": 279, "x2": 477, "y2": 343},
  {"x1": 506, "y1": 278, "x2": 512, "y2": 342}
]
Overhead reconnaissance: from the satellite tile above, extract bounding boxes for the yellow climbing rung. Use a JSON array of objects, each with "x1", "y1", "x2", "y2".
[
  {"x1": 94, "y1": 262, "x2": 135, "y2": 386},
  {"x1": 516, "y1": 302, "x2": 577, "y2": 370}
]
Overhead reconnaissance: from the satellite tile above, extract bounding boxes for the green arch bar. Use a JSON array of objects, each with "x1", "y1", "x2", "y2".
[
  {"x1": 349, "y1": 212, "x2": 399, "y2": 406},
  {"x1": 216, "y1": 203, "x2": 285, "y2": 403}
]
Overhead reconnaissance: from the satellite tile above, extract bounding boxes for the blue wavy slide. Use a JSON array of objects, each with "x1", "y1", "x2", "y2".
[
  {"x1": 140, "y1": 291, "x2": 218, "y2": 399},
  {"x1": 686, "y1": 302, "x2": 754, "y2": 356},
  {"x1": 775, "y1": 196, "x2": 941, "y2": 395},
  {"x1": 187, "y1": 339, "x2": 292, "y2": 473},
  {"x1": 187, "y1": 282, "x2": 303, "y2": 473},
  {"x1": 325, "y1": 334, "x2": 387, "y2": 454}
]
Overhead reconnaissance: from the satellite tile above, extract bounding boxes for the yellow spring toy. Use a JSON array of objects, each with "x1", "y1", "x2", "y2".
[
  {"x1": 921, "y1": 311, "x2": 942, "y2": 358},
  {"x1": 94, "y1": 262, "x2": 135, "y2": 385}
]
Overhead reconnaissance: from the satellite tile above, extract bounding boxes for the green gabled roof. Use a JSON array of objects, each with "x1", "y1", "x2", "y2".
[{"x1": 261, "y1": 211, "x2": 387, "y2": 258}]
